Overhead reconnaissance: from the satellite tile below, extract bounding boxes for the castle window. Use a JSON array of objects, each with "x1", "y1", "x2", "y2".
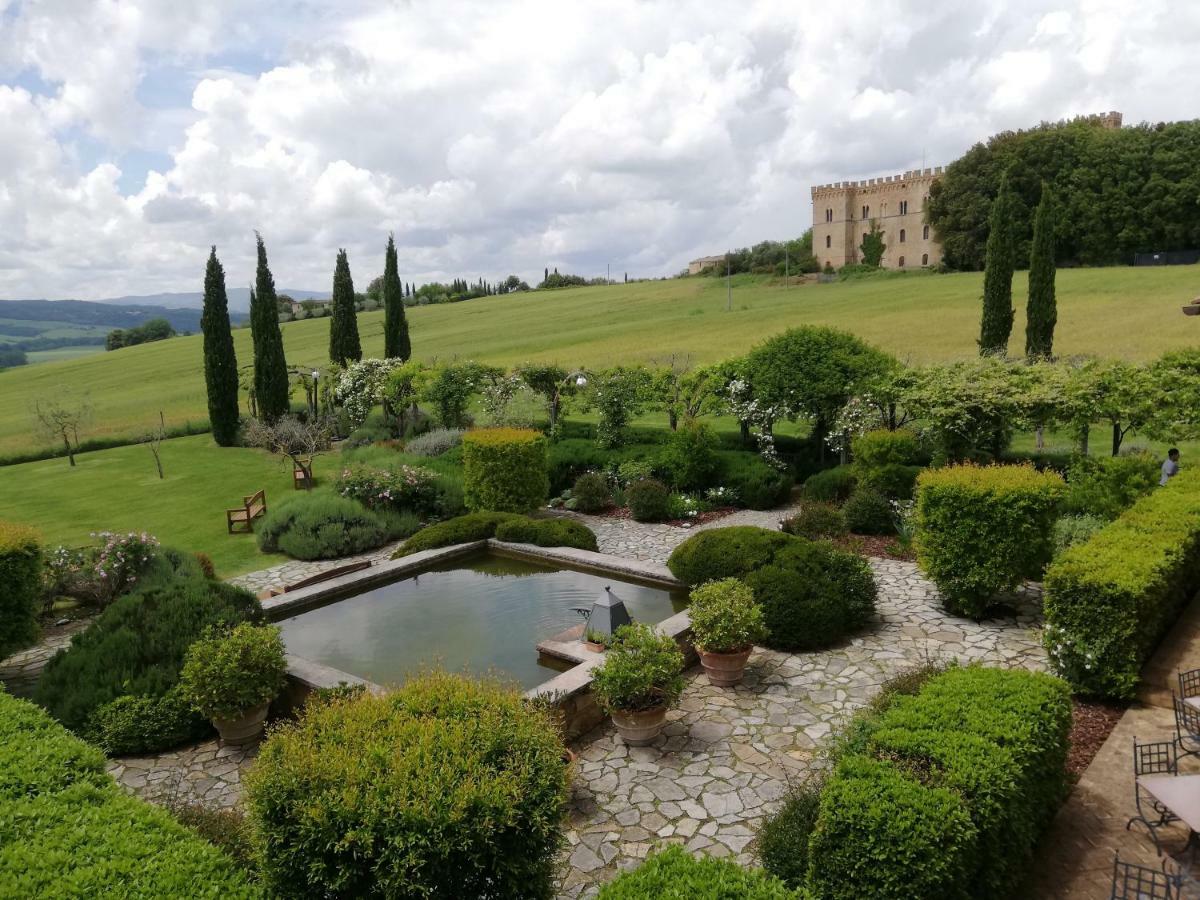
[
  {"x1": 898, "y1": 256, "x2": 905, "y2": 267},
  {"x1": 825, "y1": 235, "x2": 831, "y2": 248},
  {"x1": 899, "y1": 200, "x2": 908, "y2": 215},
  {"x1": 923, "y1": 224, "x2": 930, "y2": 240},
  {"x1": 861, "y1": 205, "x2": 869, "y2": 219},
  {"x1": 922, "y1": 253, "x2": 929, "y2": 266},
  {"x1": 899, "y1": 229, "x2": 906, "y2": 243},
  {"x1": 825, "y1": 208, "x2": 833, "y2": 223}
]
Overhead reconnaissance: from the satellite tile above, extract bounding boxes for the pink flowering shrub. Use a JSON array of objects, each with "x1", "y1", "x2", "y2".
[
  {"x1": 44, "y1": 531, "x2": 160, "y2": 606},
  {"x1": 337, "y1": 463, "x2": 441, "y2": 515}
]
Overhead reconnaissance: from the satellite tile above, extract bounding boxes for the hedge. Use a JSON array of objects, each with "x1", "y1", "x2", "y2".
[
  {"x1": 1044, "y1": 470, "x2": 1200, "y2": 698},
  {"x1": 668, "y1": 527, "x2": 876, "y2": 652},
  {"x1": 34, "y1": 572, "x2": 262, "y2": 754},
  {"x1": 802, "y1": 465, "x2": 856, "y2": 503},
  {"x1": 0, "y1": 522, "x2": 41, "y2": 659},
  {"x1": 394, "y1": 512, "x2": 599, "y2": 557},
  {"x1": 915, "y1": 464, "x2": 1064, "y2": 618},
  {"x1": 598, "y1": 846, "x2": 806, "y2": 899},
  {"x1": 494, "y1": 517, "x2": 598, "y2": 552},
  {"x1": 256, "y1": 491, "x2": 390, "y2": 560},
  {"x1": 808, "y1": 666, "x2": 1071, "y2": 900},
  {"x1": 0, "y1": 691, "x2": 257, "y2": 898},
  {"x1": 463, "y1": 428, "x2": 549, "y2": 512},
  {"x1": 245, "y1": 673, "x2": 568, "y2": 899}
]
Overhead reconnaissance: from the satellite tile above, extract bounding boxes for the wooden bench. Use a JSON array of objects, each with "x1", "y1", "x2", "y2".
[
  {"x1": 293, "y1": 457, "x2": 314, "y2": 491},
  {"x1": 227, "y1": 489, "x2": 267, "y2": 534}
]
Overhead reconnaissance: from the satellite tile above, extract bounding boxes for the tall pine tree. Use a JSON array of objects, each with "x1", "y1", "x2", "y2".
[
  {"x1": 382, "y1": 234, "x2": 411, "y2": 360},
  {"x1": 200, "y1": 247, "x2": 240, "y2": 445},
  {"x1": 329, "y1": 248, "x2": 363, "y2": 366},
  {"x1": 1025, "y1": 184, "x2": 1058, "y2": 359},
  {"x1": 979, "y1": 174, "x2": 1016, "y2": 355},
  {"x1": 251, "y1": 232, "x2": 290, "y2": 421}
]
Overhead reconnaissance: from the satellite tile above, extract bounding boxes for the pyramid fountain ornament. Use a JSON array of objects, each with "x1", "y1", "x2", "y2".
[{"x1": 573, "y1": 586, "x2": 631, "y2": 646}]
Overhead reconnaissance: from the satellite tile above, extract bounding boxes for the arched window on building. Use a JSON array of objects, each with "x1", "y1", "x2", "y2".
[
  {"x1": 825, "y1": 208, "x2": 833, "y2": 223},
  {"x1": 898, "y1": 256, "x2": 905, "y2": 267},
  {"x1": 825, "y1": 235, "x2": 831, "y2": 248},
  {"x1": 862, "y1": 205, "x2": 869, "y2": 219},
  {"x1": 899, "y1": 200, "x2": 908, "y2": 215},
  {"x1": 923, "y1": 224, "x2": 930, "y2": 240},
  {"x1": 922, "y1": 253, "x2": 929, "y2": 266},
  {"x1": 899, "y1": 229, "x2": 906, "y2": 243}
]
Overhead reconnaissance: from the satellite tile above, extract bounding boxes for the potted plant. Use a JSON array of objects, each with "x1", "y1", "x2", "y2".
[
  {"x1": 688, "y1": 578, "x2": 766, "y2": 686},
  {"x1": 590, "y1": 622, "x2": 684, "y2": 746},
  {"x1": 179, "y1": 622, "x2": 288, "y2": 745}
]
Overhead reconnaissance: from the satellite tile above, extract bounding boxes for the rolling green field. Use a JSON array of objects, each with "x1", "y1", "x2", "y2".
[
  {"x1": 0, "y1": 435, "x2": 296, "y2": 577},
  {"x1": 0, "y1": 266, "x2": 1196, "y2": 457}
]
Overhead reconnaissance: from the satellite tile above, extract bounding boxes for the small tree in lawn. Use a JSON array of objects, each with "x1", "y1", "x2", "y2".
[
  {"x1": 1025, "y1": 184, "x2": 1057, "y2": 360},
  {"x1": 31, "y1": 395, "x2": 92, "y2": 466},
  {"x1": 586, "y1": 366, "x2": 653, "y2": 449},
  {"x1": 649, "y1": 356, "x2": 721, "y2": 430},
  {"x1": 328, "y1": 249, "x2": 362, "y2": 367},
  {"x1": 979, "y1": 174, "x2": 1016, "y2": 355},
  {"x1": 382, "y1": 234, "x2": 411, "y2": 361},
  {"x1": 251, "y1": 233, "x2": 291, "y2": 422},
  {"x1": 515, "y1": 363, "x2": 578, "y2": 436},
  {"x1": 859, "y1": 220, "x2": 886, "y2": 267},
  {"x1": 242, "y1": 415, "x2": 332, "y2": 486},
  {"x1": 201, "y1": 246, "x2": 240, "y2": 445},
  {"x1": 143, "y1": 411, "x2": 167, "y2": 479}
]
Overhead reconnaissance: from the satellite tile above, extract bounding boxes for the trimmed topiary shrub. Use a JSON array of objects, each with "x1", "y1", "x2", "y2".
[
  {"x1": 856, "y1": 463, "x2": 921, "y2": 500},
  {"x1": 756, "y1": 778, "x2": 823, "y2": 890},
  {"x1": 916, "y1": 464, "x2": 1064, "y2": 618},
  {"x1": 245, "y1": 672, "x2": 569, "y2": 899},
  {"x1": 843, "y1": 488, "x2": 895, "y2": 535},
  {"x1": 669, "y1": 527, "x2": 876, "y2": 652},
  {"x1": 1063, "y1": 451, "x2": 1159, "y2": 520},
  {"x1": 0, "y1": 522, "x2": 41, "y2": 659},
  {"x1": 0, "y1": 691, "x2": 257, "y2": 896},
  {"x1": 688, "y1": 578, "x2": 767, "y2": 653},
  {"x1": 803, "y1": 465, "x2": 856, "y2": 503},
  {"x1": 722, "y1": 454, "x2": 794, "y2": 509},
  {"x1": 34, "y1": 578, "x2": 262, "y2": 754},
  {"x1": 462, "y1": 428, "x2": 549, "y2": 512},
  {"x1": 1044, "y1": 471, "x2": 1200, "y2": 698},
  {"x1": 598, "y1": 845, "x2": 803, "y2": 899},
  {"x1": 625, "y1": 478, "x2": 671, "y2": 522},
  {"x1": 808, "y1": 666, "x2": 1071, "y2": 900},
  {"x1": 658, "y1": 422, "x2": 719, "y2": 491},
  {"x1": 256, "y1": 492, "x2": 389, "y2": 560},
  {"x1": 493, "y1": 517, "x2": 599, "y2": 552},
  {"x1": 572, "y1": 471, "x2": 612, "y2": 513},
  {"x1": 851, "y1": 428, "x2": 919, "y2": 468},
  {"x1": 782, "y1": 503, "x2": 848, "y2": 540},
  {"x1": 392, "y1": 511, "x2": 523, "y2": 557}
]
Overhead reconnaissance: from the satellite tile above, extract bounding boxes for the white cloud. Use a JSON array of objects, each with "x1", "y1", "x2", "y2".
[{"x1": 0, "y1": 0, "x2": 1198, "y2": 299}]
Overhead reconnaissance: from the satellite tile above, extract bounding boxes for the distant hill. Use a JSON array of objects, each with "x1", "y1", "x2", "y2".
[
  {"x1": 0, "y1": 298, "x2": 209, "y2": 334},
  {"x1": 86, "y1": 288, "x2": 327, "y2": 313}
]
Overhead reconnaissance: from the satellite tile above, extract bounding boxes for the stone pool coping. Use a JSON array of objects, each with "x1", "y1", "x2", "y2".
[{"x1": 268, "y1": 539, "x2": 695, "y2": 738}]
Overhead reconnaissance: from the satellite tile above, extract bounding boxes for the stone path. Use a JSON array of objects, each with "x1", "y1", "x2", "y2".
[
  {"x1": 227, "y1": 541, "x2": 402, "y2": 595},
  {"x1": 106, "y1": 740, "x2": 257, "y2": 811},
  {"x1": 0, "y1": 617, "x2": 92, "y2": 698}
]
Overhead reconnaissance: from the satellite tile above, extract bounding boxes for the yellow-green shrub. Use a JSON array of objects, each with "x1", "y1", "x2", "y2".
[
  {"x1": 1044, "y1": 471, "x2": 1200, "y2": 698},
  {"x1": 462, "y1": 428, "x2": 549, "y2": 512},
  {"x1": 245, "y1": 672, "x2": 569, "y2": 899},
  {"x1": 916, "y1": 464, "x2": 1064, "y2": 617},
  {"x1": 0, "y1": 522, "x2": 41, "y2": 659}
]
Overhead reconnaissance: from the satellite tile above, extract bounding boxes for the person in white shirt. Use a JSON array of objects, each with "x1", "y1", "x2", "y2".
[{"x1": 1161, "y1": 448, "x2": 1180, "y2": 486}]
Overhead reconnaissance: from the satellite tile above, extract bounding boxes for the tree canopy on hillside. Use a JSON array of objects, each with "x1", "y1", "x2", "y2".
[{"x1": 928, "y1": 116, "x2": 1200, "y2": 269}]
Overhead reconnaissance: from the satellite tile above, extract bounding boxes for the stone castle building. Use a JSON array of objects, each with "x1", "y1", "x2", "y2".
[{"x1": 811, "y1": 167, "x2": 944, "y2": 271}]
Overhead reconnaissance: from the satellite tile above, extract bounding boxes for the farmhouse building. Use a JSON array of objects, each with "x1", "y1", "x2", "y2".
[{"x1": 687, "y1": 255, "x2": 726, "y2": 275}]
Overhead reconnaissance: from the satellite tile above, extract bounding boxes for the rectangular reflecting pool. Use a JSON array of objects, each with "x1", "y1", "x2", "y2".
[{"x1": 277, "y1": 553, "x2": 688, "y2": 690}]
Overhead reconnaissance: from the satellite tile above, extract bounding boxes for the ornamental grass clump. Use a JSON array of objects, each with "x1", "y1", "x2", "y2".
[
  {"x1": 179, "y1": 623, "x2": 287, "y2": 721},
  {"x1": 915, "y1": 463, "x2": 1064, "y2": 618},
  {"x1": 245, "y1": 672, "x2": 569, "y2": 899}
]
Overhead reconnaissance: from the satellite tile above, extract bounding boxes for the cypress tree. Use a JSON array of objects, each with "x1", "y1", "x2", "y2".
[
  {"x1": 381, "y1": 234, "x2": 410, "y2": 360},
  {"x1": 979, "y1": 174, "x2": 1016, "y2": 355},
  {"x1": 1025, "y1": 184, "x2": 1058, "y2": 359},
  {"x1": 251, "y1": 232, "x2": 290, "y2": 421},
  {"x1": 200, "y1": 247, "x2": 240, "y2": 445},
  {"x1": 328, "y1": 248, "x2": 363, "y2": 366}
]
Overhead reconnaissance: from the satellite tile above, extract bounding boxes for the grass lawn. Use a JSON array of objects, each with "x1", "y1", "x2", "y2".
[
  {"x1": 0, "y1": 435, "x2": 311, "y2": 578},
  {"x1": 0, "y1": 266, "x2": 1196, "y2": 457}
]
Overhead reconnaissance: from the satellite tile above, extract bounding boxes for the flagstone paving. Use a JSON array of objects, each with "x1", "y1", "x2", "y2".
[{"x1": 7, "y1": 512, "x2": 1049, "y2": 897}]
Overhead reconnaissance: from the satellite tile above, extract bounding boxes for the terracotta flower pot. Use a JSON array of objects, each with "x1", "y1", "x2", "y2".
[
  {"x1": 212, "y1": 701, "x2": 270, "y2": 746},
  {"x1": 698, "y1": 646, "x2": 753, "y2": 687},
  {"x1": 610, "y1": 706, "x2": 668, "y2": 746}
]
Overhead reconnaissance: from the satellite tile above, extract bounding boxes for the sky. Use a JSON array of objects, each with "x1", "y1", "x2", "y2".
[{"x1": 0, "y1": 0, "x2": 1197, "y2": 301}]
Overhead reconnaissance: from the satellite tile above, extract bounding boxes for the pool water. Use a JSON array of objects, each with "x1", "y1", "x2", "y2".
[{"x1": 277, "y1": 554, "x2": 688, "y2": 689}]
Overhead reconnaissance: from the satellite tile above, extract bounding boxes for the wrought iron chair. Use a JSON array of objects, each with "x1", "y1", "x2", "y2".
[
  {"x1": 1175, "y1": 691, "x2": 1200, "y2": 760},
  {"x1": 1128, "y1": 737, "x2": 1181, "y2": 855},
  {"x1": 1110, "y1": 852, "x2": 1182, "y2": 900},
  {"x1": 1180, "y1": 669, "x2": 1200, "y2": 701}
]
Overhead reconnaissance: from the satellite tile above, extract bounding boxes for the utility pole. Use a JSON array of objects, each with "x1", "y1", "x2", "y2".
[
  {"x1": 607, "y1": 262, "x2": 610, "y2": 284},
  {"x1": 785, "y1": 244, "x2": 789, "y2": 288},
  {"x1": 726, "y1": 252, "x2": 732, "y2": 312}
]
